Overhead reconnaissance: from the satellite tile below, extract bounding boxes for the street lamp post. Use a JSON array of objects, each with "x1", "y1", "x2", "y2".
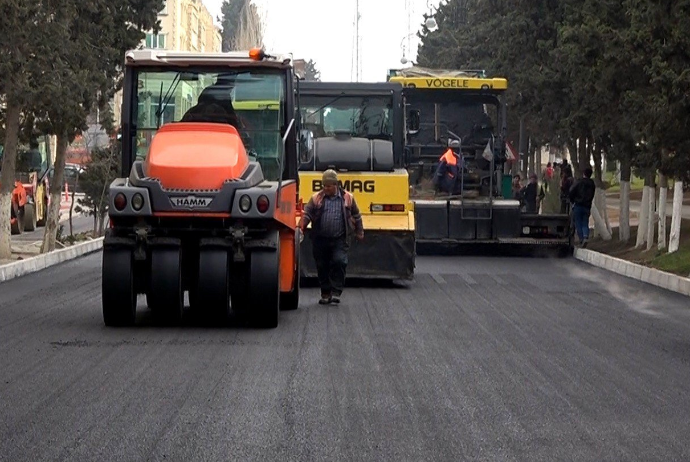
[
  {"x1": 400, "y1": 32, "x2": 418, "y2": 66},
  {"x1": 425, "y1": 0, "x2": 438, "y2": 32},
  {"x1": 400, "y1": 2, "x2": 439, "y2": 65}
]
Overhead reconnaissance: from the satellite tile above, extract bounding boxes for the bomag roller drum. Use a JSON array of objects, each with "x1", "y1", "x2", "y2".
[{"x1": 102, "y1": 123, "x2": 299, "y2": 327}]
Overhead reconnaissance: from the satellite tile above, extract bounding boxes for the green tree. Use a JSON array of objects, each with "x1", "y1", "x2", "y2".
[
  {"x1": 221, "y1": 0, "x2": 262, "y2": 51},
  {"x1": 1, "y1": 0, "x2": 161, "y2": 257},
  {"x1": 304, "y1": 60, "x2": 321, "y2": 81},
  {"x1": 24, "y1": 0, "x2": 163, "y2": 253},
  {"x1": 0, "y1": 1, "x2": 43, "y2": 259},
  {"x1": 416, "y1": 0, "x2": 570, "y2": 158},
  {"x1": 76, "y1": 144, "x2": 120, "y2": 236}
]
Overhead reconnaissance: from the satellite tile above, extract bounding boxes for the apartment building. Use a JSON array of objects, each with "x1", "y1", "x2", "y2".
[
  {"x1": 103, "y1": 0, "x2": 220, "y2": 137},
  {"x1": 145, "y1": 0, "x2": 222, "y2": 53}
]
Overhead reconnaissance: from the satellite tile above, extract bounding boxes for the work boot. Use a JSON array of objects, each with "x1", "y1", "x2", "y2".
[
  {"x1": 319, "y1": 293, "x2": 332, "y2": 305},
  {"x1": 581, "y1": 238, "x2": 589, "y2": 248},
  {"x1": 330, "y1": 292, "x2": 341, "y2": 304}
]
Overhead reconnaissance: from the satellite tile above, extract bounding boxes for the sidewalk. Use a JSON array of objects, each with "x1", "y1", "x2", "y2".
[
  {"x1": 2, "y1": 193, "x2": 91, "y2": 265},
  {"x1": 605, "y1": 197, "x2": 690, "y2": 222},
  {"x1": 59, "y1": 192, "x2": 86, "y2": 222}
]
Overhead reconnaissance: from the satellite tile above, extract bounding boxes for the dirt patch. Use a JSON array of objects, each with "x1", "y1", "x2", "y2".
[{"x1": 604, "y1": 206, "x2": 638, "y2": 226}]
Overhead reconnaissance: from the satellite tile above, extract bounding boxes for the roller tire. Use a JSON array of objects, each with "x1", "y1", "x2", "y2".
[
  {"x1": 249, "y1": 238, "x2": 280, "y2": 328},
  {"x1": 230, "y1": 263, "x2": 249, "y2": 314},
  {"x1": 280, "y1": 229, "x2": 300, "y2": 311},
  {"x1": 197, "y1": 249, "x2": 231, "y2": 321},
  {"x1": 102, "y1": 248, "x2": 136, "y2": 326},
  {"x1": 23, "y1": 203, "x2": 36, "y2": 232},
  {"x1": 11, "y1": 207, "x2": 24, "y2": 235},
  {"x1": 149, "y1": 248, "x2": 184, "y2": 324}
]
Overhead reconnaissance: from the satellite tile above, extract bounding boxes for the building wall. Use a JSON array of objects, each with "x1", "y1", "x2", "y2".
[
  {"x1": 145, "y1": 0, "x2": 222, "y2": 53},
  {"x1": 107, "y1": 0, "x2": 221, "y2": 153}
]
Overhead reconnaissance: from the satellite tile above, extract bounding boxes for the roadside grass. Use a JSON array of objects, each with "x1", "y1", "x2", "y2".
[
  {"x1": 604, "y1": 172, "x2": 645, "y2": 193},
  {"x1": 652, "y1": 246, "x2": 690, "y2": 276},
  {"x1": 586, "y1": 217, "x2": 690, "y2": 277}
]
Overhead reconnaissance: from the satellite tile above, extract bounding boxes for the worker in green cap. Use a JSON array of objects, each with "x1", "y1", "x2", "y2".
[{"x1": 298, "y1": 169, "x2": 364, "y2": 305}]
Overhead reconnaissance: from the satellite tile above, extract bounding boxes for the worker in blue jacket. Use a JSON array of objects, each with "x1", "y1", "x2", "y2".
[{"x1": 433, "y1": 140, "x2": 463, "y2": 195}]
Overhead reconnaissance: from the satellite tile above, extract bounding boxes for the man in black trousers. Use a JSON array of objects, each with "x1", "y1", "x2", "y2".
[{"x1": 299, "y1": 169, "x2": 364, "y2": 305}]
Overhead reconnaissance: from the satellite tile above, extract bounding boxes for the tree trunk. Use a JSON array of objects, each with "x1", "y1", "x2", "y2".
[
  {"x1": 658, "y1": 174, "x2": 668, "y2": 250},
  {"x1": 592, "y1": 190, "x2": 612, "y2": 241},
  {"x1": 69, "y1": 183, "x2": 76, "y2": 237},
  {"x1": 669, "y1": 179, "x2": 684, "y2": 253},
  {"x1": 41, "y1": 133, "x2": 69, "y2": 253},
  {"x1": 584, "y1": 135, "x2": 594, "y2": 177},
  {"x1": 568, "y1": 140, "x2": 578, "y2": 174},
  {"x1": 577, "y1": 136, "x2": 588, "y2": 179},
  {"x1": 591, "y1": 144, "x2": 611, "y2": 235},
  {"x1": 517, "y1": 116, "x2": 526, "y2": 177},
  {"x1": 635, "y1": 185, "x2": 650, "y2": 248},
  {"x1": 528, "y1": 142, "x2": 535, "y2": 176},
  {"x1": 0, "y1": 101, "x2": 22, "y2": 260},
  {"x1": 98, "y1": 212, "x2": 107, "y2": 236},
  {"x1": 592, "y1": 141, "x2": 603, "y2": 184},
  {"x1": 619, "y1": 158, "x2": 632, "y2": 241},
  {"x1": 645, "y1": 177, "x2": 656, "y2": 251}
]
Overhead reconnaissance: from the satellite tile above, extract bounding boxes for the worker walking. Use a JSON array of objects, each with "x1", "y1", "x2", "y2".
[
  {"x1": 299, "y1": 169, "x2": 364, "y2": 305},
  {"x1": 569, "y1": 167, "x2": 596, "y2": 247},
  {"x1": 560, "y1": 167, "x2": 574, "y2": 214}
]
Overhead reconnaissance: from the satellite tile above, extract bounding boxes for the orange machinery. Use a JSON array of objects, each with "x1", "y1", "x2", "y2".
[{"x1": 102, "y1": 48, "x2": 301, "y2": 327}]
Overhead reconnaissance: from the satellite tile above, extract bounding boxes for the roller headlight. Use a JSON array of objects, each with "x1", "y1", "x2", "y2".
[
  {"x1": 131, "y1": 193, "x2": 144, "y2": 211},
  {"x1": 239, "y1": 194, "x2": 252, "y2": 213}
]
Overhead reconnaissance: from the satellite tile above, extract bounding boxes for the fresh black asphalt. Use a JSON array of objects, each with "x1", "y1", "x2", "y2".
[{"x1": 1, "y1": 253, "x2": 689, "y2": 461}]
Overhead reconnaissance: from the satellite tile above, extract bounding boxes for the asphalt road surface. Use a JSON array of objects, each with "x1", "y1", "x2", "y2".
[{"x1": 2, "y1": 253, "x2": 690, "y2": 461}]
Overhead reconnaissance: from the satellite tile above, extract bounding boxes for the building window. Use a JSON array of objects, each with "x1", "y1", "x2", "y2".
[{"x1": 145, "y1": 33, "x2": 167, "y2": 49}]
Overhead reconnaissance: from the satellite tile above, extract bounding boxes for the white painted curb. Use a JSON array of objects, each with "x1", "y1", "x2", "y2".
[
  {"x1": 574, "y1": 248, "x2": 690, "y2": 297},
  {"x1": 0, "y1": 237, "x2": 104, "y2": 284}
]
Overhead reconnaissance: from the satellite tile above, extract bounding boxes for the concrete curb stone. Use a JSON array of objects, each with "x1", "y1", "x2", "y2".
[
  {"x1": 574, "y1": 248, "x2": 690, "y2": 297},
  {"x1": 0, "y1": 237, "x2": 104, "y2": 284}
]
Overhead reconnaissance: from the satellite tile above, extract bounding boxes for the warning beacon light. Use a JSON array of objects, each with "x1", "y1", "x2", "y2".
[{"x1": 249, "y1": 48, "x2": 266, "y2": 61}]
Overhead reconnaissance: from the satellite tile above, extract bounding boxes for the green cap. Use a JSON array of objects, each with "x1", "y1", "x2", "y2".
[{"x1": 322, "y1": 169, "x2": 338, "y2": 185}]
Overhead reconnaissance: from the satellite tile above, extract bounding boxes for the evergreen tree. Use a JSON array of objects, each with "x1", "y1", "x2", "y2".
[
  {"x1": 304, "y1": 60, "x2": 321, "y2": 81},
  {"x1": 0, "y1": 0, "x2": 162, "y2": 256},
  {"x1": 221, "y1": 0, "x2": 263, "y2": 51}
]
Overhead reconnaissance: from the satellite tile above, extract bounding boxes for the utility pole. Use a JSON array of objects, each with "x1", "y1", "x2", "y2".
[{"x1": 355, "y1": 0, "x2": 360, "y2": 81}]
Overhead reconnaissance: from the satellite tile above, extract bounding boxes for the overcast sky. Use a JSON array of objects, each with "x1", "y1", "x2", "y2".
[{"x1": 203, "y1": 0, "x2": 442, "y2": 82}]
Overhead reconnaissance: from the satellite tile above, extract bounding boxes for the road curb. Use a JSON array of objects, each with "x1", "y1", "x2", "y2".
[
  {"x1": 0, "y1": 237, "x2": 103, "y2": 284},
  {"x1": 574, "y1": 248, "x2": 690, "y2": 297}
]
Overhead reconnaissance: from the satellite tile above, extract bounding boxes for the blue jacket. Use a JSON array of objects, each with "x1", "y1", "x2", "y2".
[{"x1": 433, "y1": 149, "x2": 462, "y2": 194}]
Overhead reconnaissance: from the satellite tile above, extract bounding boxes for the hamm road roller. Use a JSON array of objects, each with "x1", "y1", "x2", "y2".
[{"x1": 102, "y1": 48, "x2": 301, "y2": 327}]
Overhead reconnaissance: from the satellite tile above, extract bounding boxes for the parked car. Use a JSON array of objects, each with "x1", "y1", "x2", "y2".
[{"x1": 43, "y1": 163, "x2": 85, "y2": 194}]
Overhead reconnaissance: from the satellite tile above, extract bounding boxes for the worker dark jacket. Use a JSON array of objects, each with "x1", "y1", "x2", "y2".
[
  {"x1": 519, "y1": 182, "x2": 541, "y2": 213},
  {"x1": 301, "y1": 189, "x2": 364, "y2": 241},
  {"x1": 569, "y1": 177, "x2": 596, "y2": 208},
  {"x1": 433, "y1": 149, "x2": 463, "y2": 194}
]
